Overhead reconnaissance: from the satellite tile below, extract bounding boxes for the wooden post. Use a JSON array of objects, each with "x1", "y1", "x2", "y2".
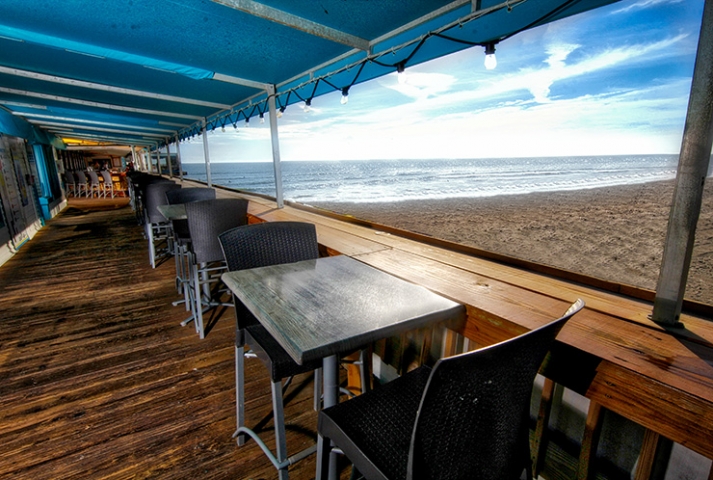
[
  {"x1": 652, "y1": 0, "x2": 713, "y2": 325},
  {"x1": 532, "y1": 377, "x2": 556, "y2": 477},
  {"x1": 577, "y1": 401, "x2": 603, "y2": 480},
  {"x1": 633, "y1": 429, "x2": 659, "y2": 480}
]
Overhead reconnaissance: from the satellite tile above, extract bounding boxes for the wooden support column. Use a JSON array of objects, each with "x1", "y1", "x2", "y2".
[
  {"x1": 634, "y1": 429, "x2": 659, "y2": 480},
  {"x1": 652, "y1": 0, "x2": 713, "y2": 325},
  {"x1": 577, "y1": 401, "x2": 604, "y2": 480},
  {"x1": 532, "y1": 377, "x2": 556, "y2": 477}
]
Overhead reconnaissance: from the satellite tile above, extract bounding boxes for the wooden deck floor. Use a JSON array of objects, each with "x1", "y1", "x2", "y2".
[{"x1": 0, "y1": 198, "x2": 328, "y2": 479}]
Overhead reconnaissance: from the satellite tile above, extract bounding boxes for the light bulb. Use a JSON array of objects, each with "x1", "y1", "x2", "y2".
[
  {"x1": 277, "y1": 106, "x2": 286, "y2": 118},
  {"x1": 396, "y1": 63, "x2": 406, "y2": 84},
  {"x1": 303, "y1": 99, "x2": 312, "y2": 112},
  {"x1": 341, "y1": 87, "x2": 349, "y2": 105},
  {"x1": 221, "y1": 125, "x2": 225, "y2": 132},
  {"x1": 484, "y1": 43, "x2": 497, "y2": 70},
  {"x1": 244, "y1": 118, "x2": 249, "y2": 127},
  {"x1": 259, "y1": 113, "x2": 265, "y2": 124}
]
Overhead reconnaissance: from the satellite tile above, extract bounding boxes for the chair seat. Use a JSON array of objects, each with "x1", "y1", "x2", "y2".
[
  {"x1": 319, "y1": 365, "x2": 432, "y2": 480},
  {"x1": 246, "y1": 324, "x2": 323, "y2": 380}
]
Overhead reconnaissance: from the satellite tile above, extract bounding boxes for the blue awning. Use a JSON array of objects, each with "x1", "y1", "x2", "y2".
[{"x1": 0, "y1": 0, "x2": 622, "y2": 148}]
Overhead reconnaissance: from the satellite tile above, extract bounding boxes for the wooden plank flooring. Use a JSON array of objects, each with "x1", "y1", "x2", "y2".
[{"x1": 0, "y1": 198, "x2": 329, "y2": 480}]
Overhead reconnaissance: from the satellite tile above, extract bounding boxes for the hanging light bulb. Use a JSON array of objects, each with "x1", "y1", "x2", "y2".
[
  {"x1": 303, "y1": 98, "x2": 312, "y2": 112},
  {"x1": 396, "y1": 62, "x2": 407, "y2": 84},
  {"x1": 341, "y1": 87, "x2": 349, "y2": 105},
  {"x1": 484, "y1": 43, "x2": 497, "y2": 70},
  {"x1": 277, "y1": 105, "x2": 286, "y2": 118},
  {"x1": 259, "y1": 113, "x2": 265, "y2": 124},
  {"x1": 221, "y1": 125, "x2": 225, "y2": 132},
  {"x1": 244, "y1": 118, "x2": 250, "y2": 127}
]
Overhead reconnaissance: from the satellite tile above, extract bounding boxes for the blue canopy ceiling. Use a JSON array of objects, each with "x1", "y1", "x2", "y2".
[{"x1": 0, "y1": 0, "x2": 623, "y2": 149}]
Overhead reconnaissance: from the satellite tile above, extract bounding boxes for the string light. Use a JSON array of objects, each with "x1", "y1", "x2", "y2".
[
  {"x1": 244, "y1": 117, "x2": 249, "y2": 127},
  {"x1": 396, "y1": 62, "x2": 407, "y2": 84},
  {"x1": 484, "y1": 42, "x2": 497, "y2": 70},
  {"x1": 341, "y1": 87, "x2": 349, "y2": 105},
  {"x1": 259, "y1": 113, "x2": 265, "y2": 124},
  {"x1": 178, "y1": 5, "x2": 517, "y2": 139}
]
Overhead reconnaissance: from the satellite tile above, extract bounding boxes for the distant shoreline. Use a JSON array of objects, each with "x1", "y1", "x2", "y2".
[
  {"x1": 182, "y1": 154, "x2": 681, "y2": 204},
  {"x1": 311, "y1": 179, "x2": 713, "y2": 306}
]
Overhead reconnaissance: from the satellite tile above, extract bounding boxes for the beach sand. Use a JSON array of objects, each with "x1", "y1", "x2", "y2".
[{"x1": 312, "y1": 179, "x2": 713, "y2": 306}]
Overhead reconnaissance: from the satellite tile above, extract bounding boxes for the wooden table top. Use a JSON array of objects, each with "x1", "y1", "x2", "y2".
[{"x1": 222, "y1": 255, "x2": 466, "y2": 365}]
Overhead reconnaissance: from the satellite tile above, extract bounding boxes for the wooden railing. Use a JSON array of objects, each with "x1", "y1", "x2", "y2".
[{"x1": 184, "y1": 178, "x2": 713, "y2": 479}]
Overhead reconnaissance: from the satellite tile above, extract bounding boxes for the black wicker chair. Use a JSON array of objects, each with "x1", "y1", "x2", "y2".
[
  {"x1": 165, "y1": 188, "x2": 216, "y2": 308},
  {"x1": 219, "y1": 221, "x2": 327, "y2": 480},
  {"x1": 144, "y1": 181, "x2": 181, "y2": 268},
  {"x1": 317, "y1": 299, "x2": 585, "y2": 480},
  {"x1": 185, "y1": 198, "x2": 248, "y2": 338}
]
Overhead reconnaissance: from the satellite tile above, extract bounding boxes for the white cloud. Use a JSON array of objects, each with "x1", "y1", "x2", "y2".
[
  {"x1": 178, "y1": 0, "x2": 698, "y2": 164},
  {"x1": 612, "y1": 0, "x2": 685, "y2": 14}
]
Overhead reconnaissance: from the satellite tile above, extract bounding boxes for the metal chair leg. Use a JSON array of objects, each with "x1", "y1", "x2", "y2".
[
  {"x1": 271, "y1": 378, "x2": 289, "y2": 480},
  {"x1": 235, "y1": 344, "x2": 246, "y2": 446}
]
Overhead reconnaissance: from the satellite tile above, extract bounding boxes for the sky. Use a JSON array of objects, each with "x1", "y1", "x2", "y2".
[{"x1": 180, "y1": 0, "x2": 704, "y2": 163}]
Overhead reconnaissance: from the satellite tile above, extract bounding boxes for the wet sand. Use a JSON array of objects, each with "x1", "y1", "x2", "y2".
[{"x1": 312, "y1": 179, "x2": 713, "y2": 305}]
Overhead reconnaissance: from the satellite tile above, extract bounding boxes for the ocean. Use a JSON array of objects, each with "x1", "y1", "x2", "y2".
[{"x1": 181, "y1": 155, "x2": 680, "y2": 204}]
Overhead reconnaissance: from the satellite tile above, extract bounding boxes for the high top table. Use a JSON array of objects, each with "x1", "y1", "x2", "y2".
[
  {"x1": 156, "y1": 203, "x2": 186, "y2": 221},
  {"x1": 222, "y1": 254, "x2": 466, "y2": 479}
]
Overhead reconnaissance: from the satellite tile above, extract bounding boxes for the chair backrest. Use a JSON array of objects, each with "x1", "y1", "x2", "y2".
[
  {"x1": 165, "y1": 187, "x2": 216, "y2": 205},
  {"x1": 218, "y1": 221, "x2": 319, "y2": 272},
  {"x1": 75, "y1": 171, "x2": 88, "y2": 184},
  {"x1": 166, "y1": 188, "x2": 216, "y2": 240},
  {"x1": 87, "y1": 171, "x2": 100, "y2": 184},
  {"x1": 407, "y1": 299, "x2": 585, "y2": 480},
  {"x1": 64, "y1": 171, "x2": 75, "y2": 185},
  {"x1": 100, "y1": 171, "x2": 113, "y2": 184},
  {"x1": 185, "y1": 198, "x2": 249, "y2": 264},
  {"x1": 219, "y1": 221, "x2": 318, "y2": 339},
  {"x1": 145, "y1": 182, "x2": 181, "y2": 224}
]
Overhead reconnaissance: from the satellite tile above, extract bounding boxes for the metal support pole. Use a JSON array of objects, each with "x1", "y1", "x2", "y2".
[
  {"x1": 202, "y1": 121, "x2": 212, "y2": 187},
  {"x1": 165, "y1": 139, "x2": 173, "y2": 179},
  {"x1": 130, "y1": 145, "x2": 138, "y2": 171},
  {"x1": 652, "y1": 0, "x2": 713, "y2": 326},
  {"x1": 174, "y1": 135, "x2": 184, "y2": 182},
  {"x1": 267, "y1": 84, "x2": 284, "y2": 208},
  {"x1": 153, "y1": 146, "x2": 161, "y2": 174}
]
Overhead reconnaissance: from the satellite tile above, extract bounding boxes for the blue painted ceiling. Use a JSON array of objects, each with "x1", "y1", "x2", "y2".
[{"x1": 0, "y1": 0, "x2": 622, "y2": 149}]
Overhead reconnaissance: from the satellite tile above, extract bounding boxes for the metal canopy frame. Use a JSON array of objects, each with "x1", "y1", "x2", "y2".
[
  {"x1": 2, "y1": 0, "x2": 712, "y2": 322},
  {"x1": 0, "y1": 0, "x2": 621, "y2": 146}
]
